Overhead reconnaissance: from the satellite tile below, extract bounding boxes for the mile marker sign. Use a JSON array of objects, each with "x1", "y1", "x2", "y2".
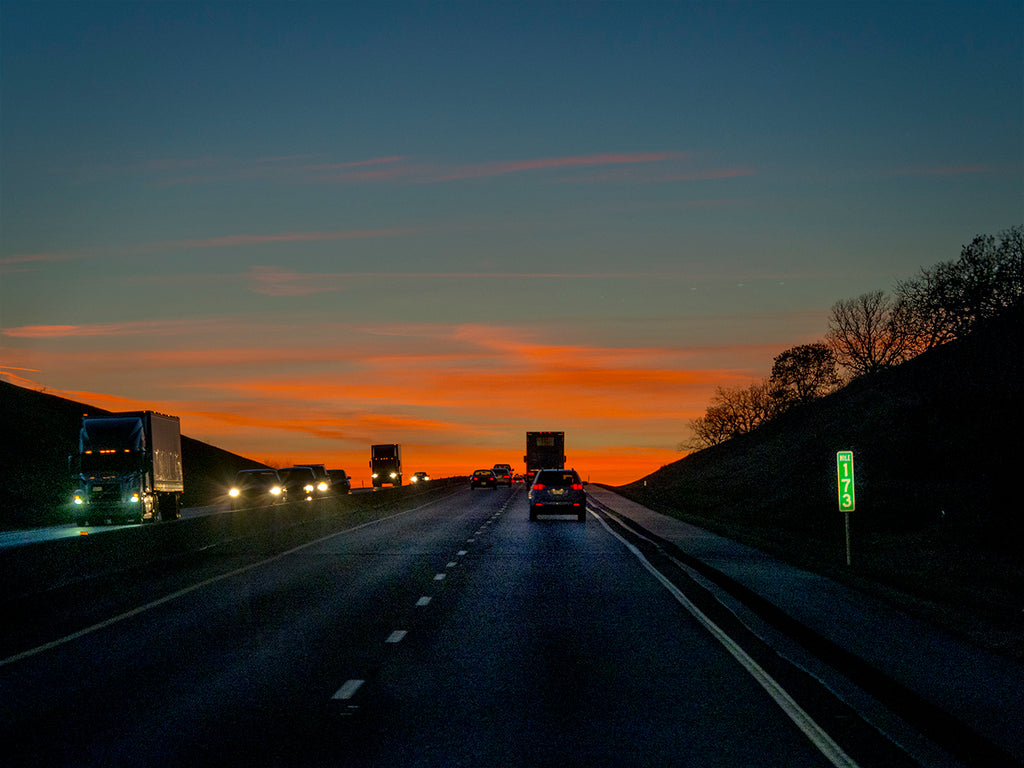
[{"x1": 836, "y1": 451, "x2": 855, "y2": 512}]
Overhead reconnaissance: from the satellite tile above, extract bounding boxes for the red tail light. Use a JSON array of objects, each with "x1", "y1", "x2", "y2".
[
  {"x1": 532, "y1": 483, "x2": 545, "y2": 491},
  {"x1": 571, "y1": 483, "x2": 584, "y2": 491}
]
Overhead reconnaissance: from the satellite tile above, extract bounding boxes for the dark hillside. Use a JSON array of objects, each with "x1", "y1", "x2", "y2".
[
  {"x1": 620, "y1": 305, "x2": 1024, "y2": 657},
  {"x1": 0, "y1": 382, "x2": 266, "y2": 528}
]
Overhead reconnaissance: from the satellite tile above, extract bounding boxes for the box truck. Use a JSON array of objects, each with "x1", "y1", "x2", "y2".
[{"x1": 524, "y1": 431, "x2": 565, "y2": 485}]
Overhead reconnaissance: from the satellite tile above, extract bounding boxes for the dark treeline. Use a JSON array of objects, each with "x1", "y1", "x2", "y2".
[{"x1": 686, "y1": 226, "x2": 1023, "y2": 449}]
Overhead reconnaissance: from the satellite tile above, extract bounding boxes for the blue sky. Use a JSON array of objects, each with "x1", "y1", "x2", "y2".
[{"x1": 2, "y1": 1, "x2": 1021, "y2": 484}]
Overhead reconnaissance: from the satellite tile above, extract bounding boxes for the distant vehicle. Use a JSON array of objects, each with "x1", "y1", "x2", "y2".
[
  {"x1": 491, "y1": 467, "x2": 512, "y2": 486},
  {"x1": 513, "y1": 474, "x2": 526, "y2": 485},
  {"x1": 279, "y1": 466, "x2": 318, "y2": 501},
  {"x1": 71, "y1": 411, "x2": 184, "y2": 525},
  {"x1": 370, "y1": 444, "x2": 402, "y2": 488},
  {"x1": 528, "y1": 468, "x2": 586, "y2": 522},
  {"x1": 470, "y1": 469, "x2": 498, "y2": 490},
  {"x1": 410, "y1": 471, "x2": 431, "y2": 483},
  {"x1": 294, "y1": 464, "x2": 331, "y2": 495},
  {"x1": 329, "y1": 469, "x2": 352, "y2": 494},
  {"x1": 524, "y1": 431, "x2": 565, "y2": 485},
  {"x1": 229, "y1": 468, "x2": 285, "y2": 508}
]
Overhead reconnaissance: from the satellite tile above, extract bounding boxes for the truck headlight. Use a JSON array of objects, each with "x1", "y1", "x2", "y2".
[
  {"x1": 303, "y1": 484, "x2": 314, "y2": 493},
  {"x1": 317, "y1": 482, "x2": 329, "y2": 492},
  {"x1": 390, "y1": 472, "x2": 397, "y2": 479},
  {"x1": 270, "y1": 486, "x2": 282, "y2": 496},
  {"x1": 73, "y1": 493, "x2": 84, "y2": 505}
]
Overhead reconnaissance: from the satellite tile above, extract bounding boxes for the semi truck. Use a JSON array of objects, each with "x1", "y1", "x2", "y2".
[
  {"x1": 370, "y1": 443, "x2": 402, "y2": 488},
  {"x1": 71, "y1": 411, "x2": 184, "y2": 525},
  {"x1": 524, "y1": 431, "x2": 565, "y2": 484}
]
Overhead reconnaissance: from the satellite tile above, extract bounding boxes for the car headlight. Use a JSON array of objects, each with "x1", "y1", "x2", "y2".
[
  {"x1": 317, "y1": 482, "x2": 329, "y2": 492},
  {"x1": 130, "y1": 494, "x2": 140, "y2": 503},
  {"x1": 270, "y1": 486, "x2": 282, "y2": 496},
  {"x1": 229, "y1": 488, "x2": 240, "y2": 497},
  {"x1": 73, "y1": 493, "x2": 84, "y2": 505}
]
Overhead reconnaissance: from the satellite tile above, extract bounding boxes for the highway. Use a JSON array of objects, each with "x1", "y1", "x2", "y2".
[{"x1": 1, "y1": 486, "x2": 917, "y2": 767}]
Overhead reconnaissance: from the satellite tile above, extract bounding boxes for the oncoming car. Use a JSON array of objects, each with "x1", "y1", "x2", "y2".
[
  {"x1": 330, "y1": 469, "x2": 352, "y2": 494},
  {"x1": 229, "y1": 469, "x2": 285, "y2": 508},
  {"x1": 528, "y1": 468, "x2": 586, "y2": 522},
  {"x1": 294, "y1": 464, "x2": 332, "y2": 495},
  {"x1": 470, "y1": 469, "x2": 498, "y2": 489},
  {"x1": 279, "y1": 466, "x2": 318, "y2": 501},
  {"x1": 410, "y1": 471, "x2": 431, "y2": 483}
]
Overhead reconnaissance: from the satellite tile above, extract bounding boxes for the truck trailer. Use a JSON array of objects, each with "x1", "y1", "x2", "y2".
[
  {"x1": 370, "y1": 443, "x2": 402, "y2": 488},
  {"x1": 524, "y1": 431, "x2": 566, "y2": 484},
  {"x1": 72, "y1": 411, "x2": 184, "y2": 525}
]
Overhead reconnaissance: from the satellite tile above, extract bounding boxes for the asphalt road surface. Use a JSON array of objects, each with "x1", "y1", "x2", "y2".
[{"x1": 1, "y1": 486, "x2": 916, "y2": 767}]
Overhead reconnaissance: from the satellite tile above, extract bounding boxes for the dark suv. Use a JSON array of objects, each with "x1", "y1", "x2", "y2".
[
  {"x1": 528, "y1": 468, "x2": 586, "y2": 522},
  {"x1": 330, "y1": 469, "x2": 352, "y2": 494}
]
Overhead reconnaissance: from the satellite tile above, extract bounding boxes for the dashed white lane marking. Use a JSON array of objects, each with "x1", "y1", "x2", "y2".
[
  {"x1": 446, "y1": 561, "x2": 458, "y2": 568},
  {"x1": 457, "y1": 550, "x2": 468, "y2": 556},
  {"x1": 385, "y1": 630, "x2": 407, "y2": 644},
  {"x1": 434, "y1": 573, "x2": 446, "y2": 581},
  {"x1": 332, "y1": 679, "x2": 365, "y2": 700},
  {"x1": 1, "y1": 491, "x2": 464, "y2": 669},
  {"x1": 416, "y1": 596, "x2": 432, "y2": 606}
]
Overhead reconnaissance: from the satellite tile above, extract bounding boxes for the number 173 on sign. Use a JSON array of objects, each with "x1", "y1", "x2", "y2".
[{"x1": 836, "y1": 451, "x2": 855, "y2": 512}]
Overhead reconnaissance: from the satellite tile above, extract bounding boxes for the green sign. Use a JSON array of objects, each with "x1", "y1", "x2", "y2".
[{"x1": 836, "y1": 451, "x2": 855, "y2": 512}]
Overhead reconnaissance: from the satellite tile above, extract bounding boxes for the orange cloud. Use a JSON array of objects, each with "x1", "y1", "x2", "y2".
[
  {"x1": 5, "y1": 319, "x2": 779, "y2": 486},
  {"x1": 434, "y1": 151, "x2": 690, "y2": 182}
]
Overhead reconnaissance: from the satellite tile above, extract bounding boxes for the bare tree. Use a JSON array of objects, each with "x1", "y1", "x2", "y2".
[
  {"x1": 768, "y1": 342, "x2": 842, "y2": 408},
  {"x1": 825, "y1": 290, "x2": 912, "y2": 377},
  {"x1": 687, "y1": 380, "x2": 777, "y2": 448}
]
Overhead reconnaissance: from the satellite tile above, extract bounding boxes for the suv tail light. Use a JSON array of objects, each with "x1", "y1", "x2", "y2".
[
  {"x1": 571, "y1": 483, "x2": 584, "y2": 491},
  {"x1": 532, "y1": 483, "x2": 545, "y2": 491}
]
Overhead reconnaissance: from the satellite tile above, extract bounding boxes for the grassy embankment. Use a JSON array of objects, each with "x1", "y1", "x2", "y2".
[{"x1": 618, "y1": 307, "x2": 1023, "y2": 661}]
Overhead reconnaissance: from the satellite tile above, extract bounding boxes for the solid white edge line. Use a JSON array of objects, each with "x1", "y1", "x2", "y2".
[
  {"x1": 1, "y1": 490, "x2": 464, "y2": 668},
  {"x1": 592, "y1": 508, "x2": 861, "y2": 768}
]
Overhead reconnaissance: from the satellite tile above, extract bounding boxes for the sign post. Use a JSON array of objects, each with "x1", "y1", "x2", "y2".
[{"x1": 836, "y1": 451, "x2": 855, "y2": 566}]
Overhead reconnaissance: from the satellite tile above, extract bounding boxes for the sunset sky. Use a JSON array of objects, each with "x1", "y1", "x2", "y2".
[{"x1": 2, "y1": 1, "x2": 1021, "y2": 486}]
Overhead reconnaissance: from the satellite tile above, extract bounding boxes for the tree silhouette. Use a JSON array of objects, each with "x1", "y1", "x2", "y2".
[
  {"x1": 825, "y1": 290, "x2": 912, "y2": 377},
  {"x1": 768, "y1": 342, "x2": 842, "y2": 409}
]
